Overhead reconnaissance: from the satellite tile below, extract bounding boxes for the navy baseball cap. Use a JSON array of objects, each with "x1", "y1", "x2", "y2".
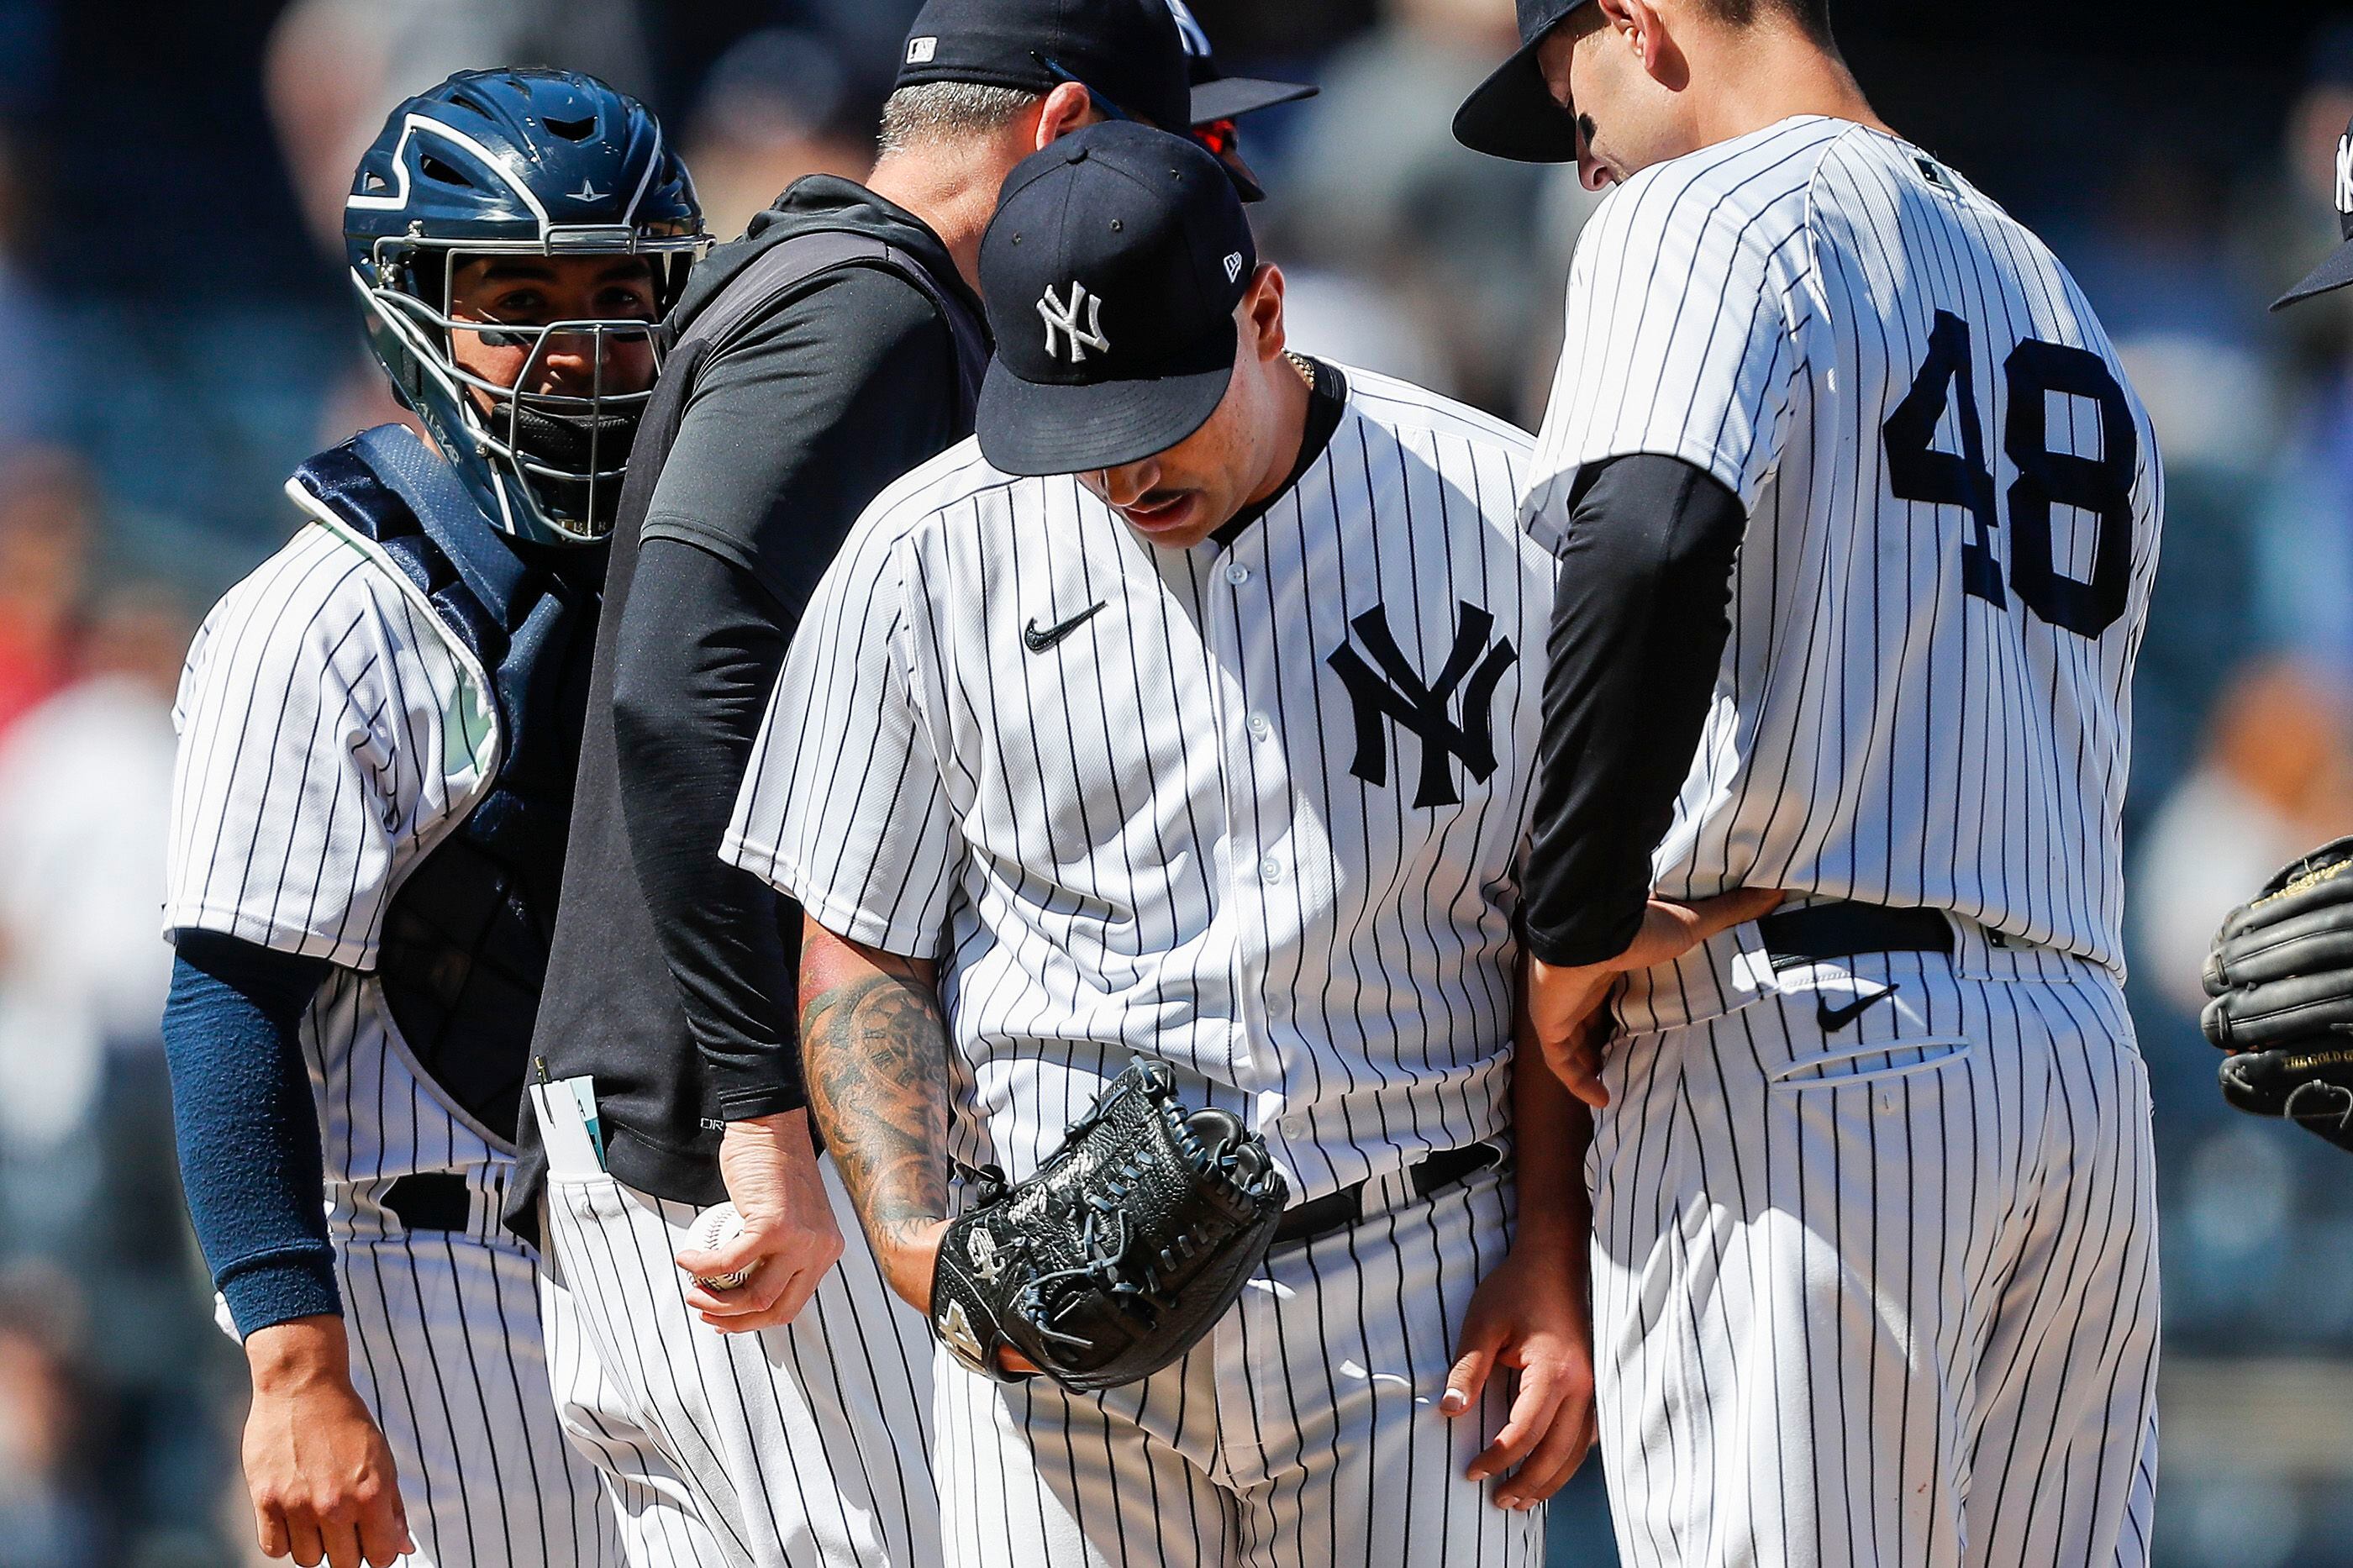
[
  {"x1": 1453, "y1": 0, "x2": 1590, "y2": 163},
  {"x1": 2277, "y1": 116, "x2": 2353, "y2": 310},
  {"x1": 895, "y1": 0, "x2": 1192, "y2": 134},
  {"x1": 976, "y1": 122, "x2": 1258, "y2": 476}
]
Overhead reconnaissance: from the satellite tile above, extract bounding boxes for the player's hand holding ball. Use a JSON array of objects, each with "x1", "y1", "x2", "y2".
[
  {"x1": 240, "y1": 1317, "x2": 414, "y2": 1568},
  {"x1": 677, "y1": 1108, "x2": 845, "y2": 1333},
  {"x1": 1529, "y1": 887, "x2": 1787, "y2": 1108}
]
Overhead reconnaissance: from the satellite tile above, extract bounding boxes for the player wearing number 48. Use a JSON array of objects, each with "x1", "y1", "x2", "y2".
[{"x1": 1457, "y1": 0, "x2": 2162, "y2": 1565}]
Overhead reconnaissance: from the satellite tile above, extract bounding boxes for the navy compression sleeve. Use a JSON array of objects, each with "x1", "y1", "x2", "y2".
[{"x1": 161, "y1": 930, "x2": 337, "y2": 1336}]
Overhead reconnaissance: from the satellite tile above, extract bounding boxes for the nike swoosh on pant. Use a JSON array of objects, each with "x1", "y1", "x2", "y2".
[{"x1": 1817, "y1": 984, "x2": 1898, "y2": 1033}]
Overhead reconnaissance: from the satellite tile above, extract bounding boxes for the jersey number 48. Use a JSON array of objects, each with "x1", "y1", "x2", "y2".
[{"x1": 1882, "y1": 309, "x2": 2137, "y2": 639}]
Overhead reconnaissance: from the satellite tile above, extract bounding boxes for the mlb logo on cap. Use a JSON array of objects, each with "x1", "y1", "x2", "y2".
[{"x1": 908, "y1": 35, "x2": 939, "y2": 64}]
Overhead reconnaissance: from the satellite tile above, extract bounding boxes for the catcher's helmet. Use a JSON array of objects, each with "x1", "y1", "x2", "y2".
[{"x1": 345, "y1": 69, "x2": 705, "y2": 545}]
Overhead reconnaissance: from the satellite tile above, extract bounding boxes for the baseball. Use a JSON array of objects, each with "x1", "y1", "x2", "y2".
[{"x1": 687, "y1": 1202, "x2": 754, "y2": 1291}]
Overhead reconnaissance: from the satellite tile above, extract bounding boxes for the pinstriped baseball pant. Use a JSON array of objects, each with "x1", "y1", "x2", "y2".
[
  {"x1": 933, "y1": 1160, "x2": 1550, "y2": 1568},
  {"x1": 1587, "y1": 960, "x2": 2159, "y2": 1568},
  {"x1": 536, "y1": 1155, "x2": 941, "y2": 1568}
]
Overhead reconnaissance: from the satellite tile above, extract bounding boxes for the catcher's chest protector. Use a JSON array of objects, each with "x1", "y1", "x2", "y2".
[{"x1": 292, "y1": 425, "x2": 602, "y2": 1144}]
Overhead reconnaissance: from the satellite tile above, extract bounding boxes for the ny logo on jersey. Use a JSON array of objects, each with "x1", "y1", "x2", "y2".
[
  {"x1": 1039, "y1": 282, "x2": 1111, "y2": 364},
  {"x1": 1327, "y1": 603, "x2": 1519, "y2": 808}
]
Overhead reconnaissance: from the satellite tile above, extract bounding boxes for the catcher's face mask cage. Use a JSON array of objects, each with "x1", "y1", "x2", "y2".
[
  {"x1": 343, "y1": 68, "x2": 708, "y2": 546},
  {"x1": 355, "y1": 228, "x2": 700, "y2": 545}
]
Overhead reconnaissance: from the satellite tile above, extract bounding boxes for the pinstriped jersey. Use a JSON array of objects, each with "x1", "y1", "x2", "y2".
[
  {"x1": 1525, "y1": 116, "x2": 2161, "y2": 976},
  {"x1": 724, "y1": 366, "x2": 1552, "y2": 1201},
  {"x1": 164, "y1": 502, "x2": 513, "y2": 1216}
]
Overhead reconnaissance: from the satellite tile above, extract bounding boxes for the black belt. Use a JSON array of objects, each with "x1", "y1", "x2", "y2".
[
  {"x1": 1758, "y1": 902, "x2": 1954, "y2": 972},
  {"x1": 384, "y1": 1172, "x2": 474, "y2": 1233},
  {"x1": 1276, "y1": 1142, "x2": 1503, "y2": 1246}
]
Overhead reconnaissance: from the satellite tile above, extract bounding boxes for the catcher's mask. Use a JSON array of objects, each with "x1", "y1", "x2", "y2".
[{"x1": 345, "y1": 68, "x2": 706, "y2": 545}]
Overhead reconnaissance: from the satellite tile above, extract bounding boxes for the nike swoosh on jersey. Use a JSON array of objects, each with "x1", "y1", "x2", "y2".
[
  {"x1": 1816, "y1": 984, "x2": 1898, "y2": 1034},
  {"x1": 1024, "y1": 602, "x2": 1108, "y2": 654}
]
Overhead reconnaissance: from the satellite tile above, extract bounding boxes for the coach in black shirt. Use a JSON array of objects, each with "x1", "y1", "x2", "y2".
[
  {"x1": 505, "y1": 3, "x2": 1219, "y2": 1555},
  {"x1": 513, "y1": 0, "x2": 1211, "y2": 1276}
]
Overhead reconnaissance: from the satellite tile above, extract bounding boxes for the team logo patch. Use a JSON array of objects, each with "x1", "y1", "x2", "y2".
[
  {"x1": 1039, "y1": 282, "x2": 1111, "y2": 364},
  {"x1": 907, "y1": 35, "x2": 939, "y2": 64},
  {"x1": 1327, "y1": 602, "x2": 1519, "y2": 808}
]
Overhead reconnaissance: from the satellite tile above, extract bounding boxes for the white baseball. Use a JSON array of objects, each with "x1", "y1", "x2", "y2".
[{"x1": 687, "y1": 1202, "x2": 753, "y2": 1291}]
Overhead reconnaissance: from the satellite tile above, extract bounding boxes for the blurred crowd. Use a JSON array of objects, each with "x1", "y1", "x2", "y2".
[{"x1": 4, "y1": 1, "x2": 2353, "y2": 1565}]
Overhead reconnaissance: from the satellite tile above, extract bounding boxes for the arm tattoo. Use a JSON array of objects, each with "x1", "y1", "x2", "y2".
[{"x1": 799, "y1": 953, "x2": 950, "y2": 1259}]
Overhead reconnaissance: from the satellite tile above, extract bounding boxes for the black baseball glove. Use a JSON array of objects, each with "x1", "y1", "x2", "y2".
[
  {"x1": 929, "y1": 1060, "x2": 1288, "y2": 1393},
  {"x1": 2203, "y1": 835, "x2": 2353, "y2": 1154}
]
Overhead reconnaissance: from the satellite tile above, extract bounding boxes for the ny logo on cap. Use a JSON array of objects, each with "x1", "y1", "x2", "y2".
[
  {"x1": 1039, "y1": 282, "x2": 1111, "y2": 364},
  {"x1": 2338, "y1": 134, "x2": 2353, "y2": 217}
]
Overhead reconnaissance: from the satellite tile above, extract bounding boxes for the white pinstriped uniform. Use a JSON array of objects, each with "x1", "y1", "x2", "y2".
[
  {"x1": 724, "y1": 366, "x2": 1553, "y2": 1567},
  {"x1": 1524, "y1": 117, "x2": 2161, "y2": 1565},
  {"x1": 166, "y1": 502, "x2": 622, "y2": 1568},
  {"x1": 530, "y1": 1138, "x2": 938, "y2": 1568}
]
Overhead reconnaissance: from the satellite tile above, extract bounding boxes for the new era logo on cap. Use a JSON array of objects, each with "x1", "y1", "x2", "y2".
[
  {"x1": 908, "y1": 35, "x2": 939, "y2": 64},
  {"x1": 1224, "y1": 251, "x2": 1245, "y2": 283}
]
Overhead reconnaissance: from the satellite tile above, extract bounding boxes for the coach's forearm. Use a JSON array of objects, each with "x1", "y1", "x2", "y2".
[
  {"x1": 612, "y1": 539, "x2": 806, "y2": 1119},
  {"x1": 797, "y1": 917, "x2": 951, "y2": 1302}
]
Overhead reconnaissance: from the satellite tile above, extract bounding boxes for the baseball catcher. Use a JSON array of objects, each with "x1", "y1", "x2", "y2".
[{"x1": 929, "y1": 1061, "x2": 1287, "y2": 1392}]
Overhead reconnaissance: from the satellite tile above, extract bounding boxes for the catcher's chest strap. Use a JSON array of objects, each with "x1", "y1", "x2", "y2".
[{"x1": 1275, "y1": 1140, "x2": 1503, "y2": 1247}]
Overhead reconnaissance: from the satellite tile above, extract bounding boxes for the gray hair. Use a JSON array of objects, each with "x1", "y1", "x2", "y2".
[{"x1": 876, "y1": 81, "x2": 1044, "y2": 155}]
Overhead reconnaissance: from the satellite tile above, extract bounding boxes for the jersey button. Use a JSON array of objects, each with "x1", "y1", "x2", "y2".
[
  {"x1": 1248, "y1": 713, "x2": 1272, "y2": 740},
  {"x1": 1259, "y1": 856, "x2": 1284, "y2": 885},
  {"x1": 1224, "y1": 561, "x2": 1251, "y2": 586}
]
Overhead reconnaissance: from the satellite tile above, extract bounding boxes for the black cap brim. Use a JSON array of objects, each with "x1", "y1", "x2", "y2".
[
  {"x1": 2275, "y1": 238, "x2": 2353, "y2": 311},
  {"x1": 1191, "y1": 76, "x2": 1317, "y2": 124},
  {"x1": 1452, "y1": 32, "x2": 1582, "y2": 162},
  {"x1": 1217, "y1": 147, "x2": 1267, "y2": 203},
  {"x1": 976, "y1": 339, "x2": 1237, "y2": 476}
]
